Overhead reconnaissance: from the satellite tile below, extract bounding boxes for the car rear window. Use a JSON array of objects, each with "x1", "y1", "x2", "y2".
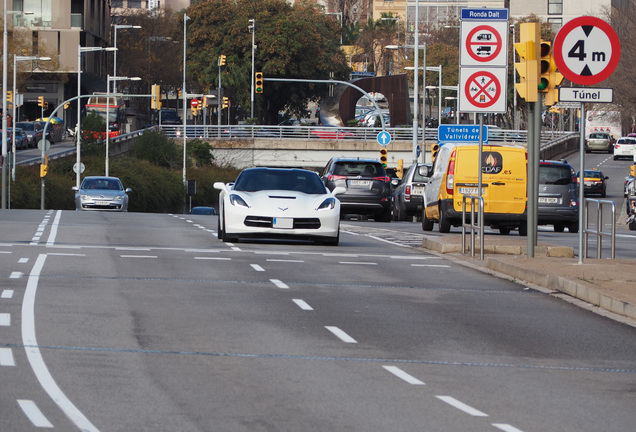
[
  {"x1": 334, "y1": 162, "x2": 385, "y2": 178},
  {"x1": 540, "y1": 165, "x2": 572, "y2": 185},
  {"x1": 585, "y1": 171, "x2": 602, "y2": 179},
  {"x1": 589, "y1": 133, "x2": 609, "y2": 139}
]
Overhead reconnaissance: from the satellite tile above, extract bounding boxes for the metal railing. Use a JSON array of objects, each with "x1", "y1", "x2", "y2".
[
  {"x1": 583, "y1": 199, "x2": 616, "y2": 259},
  {"x1": 461, "y1": 195, "x2": 485, "y2": 260}
]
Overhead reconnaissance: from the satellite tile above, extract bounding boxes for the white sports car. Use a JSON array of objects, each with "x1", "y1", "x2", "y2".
[{"x1": 214, "y1": 168, "x2": 345, "y2": 245}]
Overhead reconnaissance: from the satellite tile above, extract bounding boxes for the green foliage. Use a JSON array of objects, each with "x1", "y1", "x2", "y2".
[
  {"x1": 129, "y1": 130, "x2": 181, "y2": 169},
  {"x1": 346, "y1": 119, "x2": 361, "y2": 127},
  {"x1": 187, "y1": 138, "x2": 214, "y2": 167},
  {"x1": 81, "y1": 111, "x2": 106, "y2": 146}
]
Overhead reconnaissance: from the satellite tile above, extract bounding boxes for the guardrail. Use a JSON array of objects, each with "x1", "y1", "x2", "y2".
[{"x1": 584, "y1": 199, "x2": 616, "y2": 259}]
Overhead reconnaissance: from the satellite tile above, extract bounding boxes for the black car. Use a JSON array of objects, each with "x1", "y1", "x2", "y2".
[
  {"x1": 321, "y1": 157, "x2": 392, "y2": 221},
  {"x1": 160, "y1": 109, "x2": 182, "y2": 125},
  {"x1": 577, "y1": 169, "x2": 608, "y2": 197},
  {"x1": 538, "y1": 160, "x2": 579, "y2": 233},
  {"x1": 392, "y1": 162, "x2": 432, "y2": 221}
]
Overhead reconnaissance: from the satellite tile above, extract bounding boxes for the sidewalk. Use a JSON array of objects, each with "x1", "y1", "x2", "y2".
[{"x1": 421, "y1": 234, "x2": 636, "y2": 325}]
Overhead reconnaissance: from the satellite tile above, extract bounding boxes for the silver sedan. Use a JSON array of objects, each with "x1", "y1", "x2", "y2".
[{"x1": 72, "y1": 176, "x2": 132, "y2": 211}]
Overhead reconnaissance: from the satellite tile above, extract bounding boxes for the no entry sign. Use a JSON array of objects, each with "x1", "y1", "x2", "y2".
[{"x1": 460, "y1": 21, "x2": 509, "y2": 66}]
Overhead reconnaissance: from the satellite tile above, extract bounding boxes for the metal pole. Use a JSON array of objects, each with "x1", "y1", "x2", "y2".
[
  {"x1": 421, "y1": 43, "x2": 426, "y2": 163},
  {"x1": 76, "y1": 46, "x2": 82, "y2": 190},
  {"x1": 1, "y1": 0, "x2": 8, "y2": 209},
  {"x1": 182, "y1": 14, "x2": 188, "y2": 193},
  {"x1": 106, "y1": 76, "x2": 110, "y2": 176},
  {"x1": 412, "y1": 1, "x2": 419, "y2": 165},
  {"x1": 12, "y1": 55, "x2": 17, "y2": 181},
  {"x1": 533, "y1": 99, "x2": 541, "y2": 247},
  {"x1": 527, "y1": 103, "x2": 535, "y2": 257},
  {"x1": 578, "y1": 102, "x2": 586, "y2": 264},
  {"x1": 218, "y1": 58, "x2": 222, "y2": 133},
  {"x1": 249, "y1": 19, "x2": 255, "y2": 119},
  {"x1": 438, "y1": 65, "x2": 442, "y2": 125}
]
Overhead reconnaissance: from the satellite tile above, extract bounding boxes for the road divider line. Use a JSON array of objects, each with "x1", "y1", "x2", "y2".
[
  {"x1": 23, "y1": 254, "x2": 100, "y2": 431},
  {"x1": 325, "y1": 326, "x2": 357, "y2": 343},
  {"x1": 492, "y1": 424, "x2": 525, "y2": 432},
  {"x1": 17, "y1": 400, "x2": 54, "y2": 428},
  {"x1": 339, "y1": 261, "x2": 377, "y2": 266},
  {"x1": 436, "y1": 396, "x2": 488, "y2": 417},
  {"x1": 194, "y1": 257, "x2": 232, "y2": 260},
  {"x1": 119, "y1": 255, "x2": 157, "y2": 259},
  {"x1": 10, "y1": 271, "x2": 23, "y2": 279},
  {"x1": 411, "y1": 264, "x2": 450, "y2": 268},
  {"x1": 46, "y1": 210, "x2": 62, "y2": 246},
  {"x1": 292, "y1": 299, "x2": 313, "y2": 310},
  {"x1": 382, "y1": 366, "x2": 425, "y2": 385},
  {"x1": 19, "y1": 258, "x2": 29, "y2": 263},
  {"x1": 266, "y1": 259, "x2": 304, "y2": 263},
  {"x1": 0, "y1": 313, "x2": 10, "y2": 326},
  {"x1": 251, "y1": 264, "x2": 265, "y2": 272},
  {"x1": 0, "y1": 348, "x2": 15, "y2": 366},
  {"x1": 270, "y1": 279, "x2": 289, "y2": 289},
  {"x1": 1, "y1": 289, "x2": 14, "y2": 298}
]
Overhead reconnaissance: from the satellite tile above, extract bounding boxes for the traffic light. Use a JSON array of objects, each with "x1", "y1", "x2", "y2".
[
  {"x1": 202, "y1": 97, "x2": 208, "y2": 108},
  {"x1": 191, "y1": 106, "x2": 198, "y2": 117},
  {"x1": 219, "y1": 55, "x2": 226, "y2": 66},
  {"x1": 255, "y1": 72, "x2": 263, "y2": 93},
  {"x1": 6, "y1": 90, "x2": 12, "y2": 103},
  {"x1": 37, "y1": 96, "x2": 44, "y2": 107},
  {"x1": 431, "y1": 144, "x2": 440, "y2": 163},
  {"x1": 538, "y1": 40, "x2": 564, "y2": 107},
  {"x1": 64, "y1": 102, "x2": 70, "y2": 109},
  {"x1": 380, "y1": 148, "x2": 388, "y2": 168},
  {"x1": 222, "y1": 97, "x2": 229, "y2": 109},
  {"x1": 151, "y1": 84, "x2": 162, "y2": 110},
  {"x1": 40, "y1": 155, "x2": 48, "y2": 178},
  {"x1": 514, "y1": 22, "x2": 540, "y2": 102},
  {"x1": 396, "y1": 159, "x2": 404, "y2": 179}
]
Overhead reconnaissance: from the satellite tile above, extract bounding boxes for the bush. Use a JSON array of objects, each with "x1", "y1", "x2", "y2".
[{"x1": 129, "y1": 130, "x2": 181, "y2": 169}]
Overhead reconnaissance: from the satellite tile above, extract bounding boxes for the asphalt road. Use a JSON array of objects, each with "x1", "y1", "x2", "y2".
[{"x1": 1, "y1": 209, "x2": 635, "y2": 431}]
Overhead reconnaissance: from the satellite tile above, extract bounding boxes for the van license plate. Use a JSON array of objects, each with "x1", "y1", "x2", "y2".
[
  {"x1": 412, "y1": 186, "x2": 425, "y2": 195},
  {"x1": 458, "y1": 187, "x2": 479, "y2": 195},
  {"x1": 538, "y1": 197, "x2": 559, "y2": 204},
  {"x1": 273, "y1": 218, "x2": 293, "y2": 229}
]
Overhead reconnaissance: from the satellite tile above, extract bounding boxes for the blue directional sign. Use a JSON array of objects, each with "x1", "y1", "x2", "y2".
[
  {"x1": 377, "y1": 131, "x2": 392, "y2": 147},
  {"x1": 461, "y1": 8, "x2": 508, "y2": 20},
  {"x1": 438, "y1": 124, "x2": 488, "y2": 145}
]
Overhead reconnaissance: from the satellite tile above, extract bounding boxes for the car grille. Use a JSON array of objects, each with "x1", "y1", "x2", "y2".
[{"x1": 244, "y1": 216, "x2": 321, "y2": 229}]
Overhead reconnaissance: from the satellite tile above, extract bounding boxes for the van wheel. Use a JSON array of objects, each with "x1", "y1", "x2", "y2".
[
  {"x1": 569, "y1": 222, "x2": 579, "y2": 233},
  {"x1": 421, "y1": 209, "x2": 434, "y2": 231},
  {"x1": 438, "y1": 208, "x2": 451, "y2": 233},
  {"x1": 519, "y1": 222, "x2": 528, "y2": 236},
  {"x1": 499, "y1": 227, "x2": 511, "y2": 235},
  {"x1": 554, "y1": 223, "x2": 565, "y2": 232}
]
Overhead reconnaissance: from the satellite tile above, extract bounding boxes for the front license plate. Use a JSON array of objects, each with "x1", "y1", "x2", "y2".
[
  {"x1": 95, "y1": 201, "x2": 111, "y2": 206},
  {"x1": 273, "y1": 217, "x2": 293, "y2": 229},
  {"x1": 458, "y1": 187, "x2": 479, "y2": 195},
  {"x1": 584, "y1": 182, "x2": 593, "y2": 187},
  {"x1": 538, "y1": 197, "x2": 559, "y2": 204},
  {"x1": 349, "y1": 180, "x2": 370, "y2": 186}
]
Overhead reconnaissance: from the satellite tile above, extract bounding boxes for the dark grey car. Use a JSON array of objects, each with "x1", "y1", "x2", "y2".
[
  {"x1": 392, "y1": 163, "x2": 432, "y2": 221},
  {"x1": 321, "y1": 157, "x2": 392, "y2": 221},
  {"x1": 538, "y1": 160, "x2": 579, "y2": 232}
]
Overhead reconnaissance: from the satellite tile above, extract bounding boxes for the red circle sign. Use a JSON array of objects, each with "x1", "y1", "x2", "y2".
[
  {"x1": 553, "y1": 16, "x2": 620, "y2": 85},
  {"x1": 464, "y1": 71, "x2": 501, "y2": 108},
  {"x1": 191, "y1": 99, "x2": 199, "y2": 108},
  {"x1": 466, "y1": 25, "x2": 503, "y2": 63}
]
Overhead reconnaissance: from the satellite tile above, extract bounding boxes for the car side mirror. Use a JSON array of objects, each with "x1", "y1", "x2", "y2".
[
  {"x1": 125, "y1": 188, "x2": 133, "y2": 193},
  {"x1": 391, "y1": 179, "x2": 400, "y2": 186},
  {"x1": 72, "y1": 186, "x2": 78, "y2": 191},
  {"x1": 331, "y1": 186, "x2": 347, "y2": 196}
]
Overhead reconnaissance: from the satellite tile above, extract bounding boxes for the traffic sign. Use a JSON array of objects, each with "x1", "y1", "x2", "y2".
[
  {"x1": 553, "y1": 16, "x2": 620, "y2": 85},
  {"x1": 73, "y1": 162, "x2": 85, "y2": 174},
  {"x1": 191, "y1": 99, "x2": 199, "y2": 108},
  {"x1": 438, "y1": 124, "x2": 488, "y2": 144},
  {"x1": 377, "y1": 131, "x2": 391, "y2": 147},
  {"x1": 37, "y1": 139, "x2": 51, "y2": 152},
  {"x1": 459, "y1": 68, "x2": 507, "y2": 113},
  {"x1": 460, "y1": 22, "x2": 509, "y2": 66},
  {"x1": 559, "y1": 87, "x2": 613, "y2": 103}
]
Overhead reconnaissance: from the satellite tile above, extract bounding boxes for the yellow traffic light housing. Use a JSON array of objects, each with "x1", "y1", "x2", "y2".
[
  {"x1": 6, "y1": 90, "x2": 12, "y2": 103},
  {"x1": 222, "y1": 97, "x2": 229, "y2": 109},
  {"x1": 514, "y1": 23, "x2": 540, "y2": 102},
  {"x1": 380, "y1": 148, "x2": 388, "y2": 168},
  {"x1": 396, "y1": 159, "x2": 404, "y2": 179},
  {"x1": 40, "y1": 155, "x2": 48, "y2": 177},
  {"x1": 538, "y1": 41, "x2": 564, "y2": 107},
  {"x1": 37, "y1": 95, "x2": 44, "y2": 107},
  {"x1": 255, "y1": 72, "x2": 263, "y2": 93},
  {"x1": 64, "y1": 102, "x2": 70, "y2": 109},
  {"x1": 431, "y1": 144, "x2": 440, "y2": 163},
  {"x1": 219, "y1": 55, "x2": 226, "y2": 66},
  {"x1": 151, "y1": 84, "x2": 162, "y2": 110},
  {"x1": 539, "y1": 41, "x2": 552, "y2": 93}
]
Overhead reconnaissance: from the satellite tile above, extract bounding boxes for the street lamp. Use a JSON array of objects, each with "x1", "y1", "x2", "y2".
[
  {"x1": 182, "y1": 13, "x2": 190, "y2": 204},
  {"x1": 248, "y1": 19, "x2": 255, "y2": 119},
  {"x1": 105, "y1": 75, "x2": 140, "y2": 176},
  {"x1": 76, "y1": 46, "x2": 117, "y2": 189},
  {"x1": 112, "y1": 24, "x2": 141, "y2": 93},
  {"x1": 13, "y1": 55, "x2": 51, "y2": 181}
]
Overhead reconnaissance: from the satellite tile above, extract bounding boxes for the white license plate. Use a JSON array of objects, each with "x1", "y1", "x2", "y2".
[
  {"x1": 412, "y1": 186, "x2": 425, "y2": 195},
  {"x1": 458, "y1": 187, "x2": 479, "y2": 195},
  {"x1": 584, "y1": 181, "x2": 593, "y2": 186},
  {"x1": 349, "y1": 180, "x2": 370, "y2": 186},
  {"x1": 95, "y1": 201, "x2": 111, "y2": 206},
  {"x1": 538, "y1": 197, "x2": 559, "y2": 204},
  {"x1": 273, "y1": 217, "x2": 293, "y2": 229}
]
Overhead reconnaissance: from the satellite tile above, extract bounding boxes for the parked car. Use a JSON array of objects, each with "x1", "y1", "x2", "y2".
[
  {"x1": 160, "y1": 109, "x2": 182, "y2": 125},
  {"x1": 72, "y1": 176, "x2": 132, "y2": 211},
  {"x1": 577, "y1": 169, "x2": 608, "y2": 197},
  {"x1": 613, "y1": 137, "x2": 636, "y2": 160},
  {"x1": 538, "y1": 160, "x2": 579, "y2": 233},
  {"x1": 34, "y1": 120, "x2": 56, "y2": 143},
  {"x1": 11, "y1": 127, "x2": 30, "y2": 150},
  {"x1": 392, "y1": 162, "x2": 433, "y2": 221},
  {"x1": 321, "y1": 157, "x2": 393, "y2": 221},
  {"x1": 190, "y1": 206, "x2": 216, "y2": 215},
  {"x1": 15, "y1": 121, "x2": 43, "y2": 148},
  {"x1": 585, "y1": 132, "x2": 613, "y2": 153},
  {"x1": 214, "y1": 167, "x2": 344, "y2": 245}
]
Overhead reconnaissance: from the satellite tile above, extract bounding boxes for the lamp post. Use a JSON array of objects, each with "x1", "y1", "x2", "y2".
[
  {"x1": 13, "y1": 55, "x2": 51, "y2": 181},
  {"x1": 112, "y1": 24, "x2": 141, "y2": 93},
  {"x1": 105, "y1": 75, "x2": 140, "y2": 176},
  {"x1": 182, "y1": 13, "x2": 190, "y2": 204},
  {"x1": 248, "y1": 19, "x2": 255, "y2": 119},
  {"x1": 76, "y1": 46, "x2": 117, "y2": 189},
  {"x1": 510, "y1": 23, "x2": 517, "y2": 131},
  {"x1": 2, "y1": 0, "x2": 8, "y2": 208}
]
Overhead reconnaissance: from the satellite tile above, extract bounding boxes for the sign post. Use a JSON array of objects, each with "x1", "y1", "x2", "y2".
[{"x1": 553, "y1": 16, "x2": 620, "y2": 264}]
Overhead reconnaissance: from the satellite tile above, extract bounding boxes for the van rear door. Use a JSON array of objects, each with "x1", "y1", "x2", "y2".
[{"x1": 453, "y1": 145, "x2": 527, "y2": 215}]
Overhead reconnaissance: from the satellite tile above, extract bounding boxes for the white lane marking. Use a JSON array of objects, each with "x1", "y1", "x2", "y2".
[
  {"x1": 270, "y1": 279, "x2": 289, "y2": 289},
  {"x1": 17, "y1": 400, "x2": 54, "y2": 428},
  {"x1": 0, "y1": 313, "x2": 10, "y2": 326},
  {"x1": 492, "y1": 424, "x2": 525, "y2": 432},
  {"x1": 0, "y1": 348, "x2": 15, "y2": 366},
  {"x1": 47, "y1": 253, "x2": 86, "y2": 257},
  {"x1": 231, "y1": 246, "x2": 241, "y2": 251},
  {"x1": 37, "y1": 226, "x2": 45, "y2": 232},
  {"x1": 120, "y1": 255, "x2": 158, "y2": 259},
  {"x1": 382, "y1": 366, "x2": 425, "y2": 385},
  {"x1": 46, "y1": 210, "x2": 62, "y2": 246},
  {"x1": 325, "y1": 326, "x2": 357, "y2": 343},
  {"x1": 19, "y1": 258, "x2": 29, "y2": 264},
  {"x1": 292, "y1": 299, "x2": 313, "y2": 310},
  {"x1": 116, "y1": 247, "x2": 152, "y2": 251},
  {"x1": 251, "y1": 264, "x2": 265, "y2": 272},
  {"x1": 0, "y1": 250, "x2": 11, "y2": 254},
  {"x1": 10, "y1": 271, "x2": 23, "y2": 279},
  {"x1": 194, "y1": 257, "x2": 232, "y2": 260},
  {"x1": 436, "y1": 396, "x2": 489, "y2": 417},
  {"x1": 411, "y1": 264, "x2": 450, "y2": 268},
  {"x1": 23, "y1": 254, "x2": 100, "y2": 431},
  {"x1": 2, "y1": 289, "x2": 14, "y2": 298},
  {"x1": 368, "y1": 235, "x2": 410, "y2": 247},
  {"x1": 339, "y1": 261, "x2": 377, "y2": 265},
  {"x1": 266, "y1": 259, "x2": 304, "y2": 263}
]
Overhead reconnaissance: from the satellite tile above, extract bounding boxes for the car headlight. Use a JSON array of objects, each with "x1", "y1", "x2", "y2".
[
  {"x1": 229, "y1": 194, "x2": 250, "y2": 208},
  {"x1": 80, "y1": 194, "x2": 92, "y2": 201},
  {"x1": 113, "y1": 195, "x2": 125, "y2": 202},
  {"x1": 317, "y1": 197, "x2": 337, "y2": 211}
]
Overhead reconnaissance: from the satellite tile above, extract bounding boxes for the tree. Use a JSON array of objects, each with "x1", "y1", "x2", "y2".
[{"x1": 186, "y1": 0, "x2": 350, "y2": 124}]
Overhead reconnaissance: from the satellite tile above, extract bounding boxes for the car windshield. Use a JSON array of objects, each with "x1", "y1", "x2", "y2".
[
  {"x1": 234, "y1": 169, "x2": 326, "y2": 194},
  {"x1": 81, "y1": 178, "x2": 124, "y2": 191},
  {"x1": 540, "y1": 165, "x2": 572, "y2": 185},
  {"x1": 333, "y1": 162, "x2": 385, "y2": 178},
  {"x1": 16, "y1": 123, "x2": 34, "y2": 131}
]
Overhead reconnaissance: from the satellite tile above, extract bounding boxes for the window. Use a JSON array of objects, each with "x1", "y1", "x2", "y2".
[{"x1": 548, "y1": 0, "x2": 563, "y2": 15}]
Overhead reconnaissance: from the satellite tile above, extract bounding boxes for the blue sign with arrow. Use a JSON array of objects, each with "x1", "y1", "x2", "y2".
[{"x1": 377, "y1": 131, "x2": 392, "y2": 146}]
